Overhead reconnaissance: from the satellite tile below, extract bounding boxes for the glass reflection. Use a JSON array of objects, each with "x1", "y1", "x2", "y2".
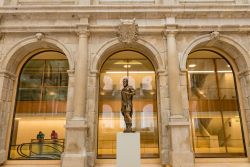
[
  {"x1": 98, "y1": 51, "x2": 159, "y2": 158},
  {"x1": 9, "y1": 51, "x2": 69, "y2": 160},
  {"x1": 187, "y1": 51, "x2": 246, "y2": 157}
]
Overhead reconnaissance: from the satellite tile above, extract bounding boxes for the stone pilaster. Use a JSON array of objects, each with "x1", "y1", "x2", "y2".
[
  {"x1": 164, "y1": 29, "x2": 194, "y2": 167},
  {"x1": 238, "y1": 70, "x2": 250, "y2": 159},
  {"x1": 0, "y1": 70, "x2": 16, "y2": 165},
  {"x1": 86, "y1": 72, "x2": 98, "y2": 167},
  {"x1": 65, "y1": 70, "x2": 75, "y2": 120},
  {"x1": 61, "y1": 26, "x2": 89, "y2": 167},
  {"x1": 157, "y1": 71, "x2": 170, "y2": 165}
]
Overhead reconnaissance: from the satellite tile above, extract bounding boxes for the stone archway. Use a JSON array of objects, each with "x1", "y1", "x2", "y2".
[
  {"x1": 91, "y1": 38, "x2": 165, "y2": 73},
  {"x1": 2, "y1": 34, "x2": 74, "y2": 73},
  {"x1": 180, "y1": 32, "x2": 249, "y2": 72},
  {"x1": 179, "y1": 32, "x2": 250, "y2": 159},
  {"x1": 86, "y1": 38, "x2": 169, "y2": 165},
  {"x1": 0, "y1": 34, "x2": 73, "y2": 164}
]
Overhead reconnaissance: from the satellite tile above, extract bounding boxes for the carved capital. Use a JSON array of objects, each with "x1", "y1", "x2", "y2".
[
  {"x1": 67, "y1": 69, "x2": 75, "y2": 77},
  {"x1": 35, "y1": 33, "x2": 45, "y2": 40},
  {"x1": 117, "y1": 19, "x2": 138, "y2": 44},
  {"x1": 76, "y1": 23, "x2": 89, "y2": 38},
  {"x1": 163, "y1": 30, "x2": 178, "y2": 38},
  {"x1": 77, "y1": 29, "x2": 90, "y2": 38}
]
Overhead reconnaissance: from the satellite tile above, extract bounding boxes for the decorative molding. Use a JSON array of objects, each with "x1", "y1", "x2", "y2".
[
  {"x1": 35, "y1": 32, "x2": 45, "y2": 40},
  {"x1": 238, "y1": 69, "x2": 250, "y2": 78},
  {"x1": 65, "y1": 118, "x2": 88, "y2": 129},
  {"x1": 0, "y1": 70, "x2": 16, "y2": 80},
  {"x1": 77, "y1": 30, "x2": 90, "y2": 38},
  {"x1": 168, "y1": 115, "x2": 190, "y2": 126},
  {"x1": 17, "y1": 0, "x2": 76, "y2": 5},
  {"x1": 117, "y1": 19, "x2": 138, "y2": 44},
  {"x1": 209, "y1": 31, "x2": 220, "y2": 41},
  {"x1": 76, "y1": 24, "x2": 89, "y2": 38},
  {"x1": 156, "y1": 69, "x2": 167, "y2": 75},
  {"x1": 99, "y1": 0, "x2": 154, "y2": 4},
  {"x1": 67, "y1": 69, "x2": 75, "y2": 77},
  {"x1": 163, "y1": 30, "x2": 178, "y2": 38}
]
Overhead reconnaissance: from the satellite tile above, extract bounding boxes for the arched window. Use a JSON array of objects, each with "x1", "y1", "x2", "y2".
[
  {"x1": 187, "y1": 50, "x2": 246, "y2": 157},
  {"x1": 98, "y1": 50, "x2": 159, "y2": 158},
  {"x1": 9, "y1": 51, "x2": 69, "y2": 160}
]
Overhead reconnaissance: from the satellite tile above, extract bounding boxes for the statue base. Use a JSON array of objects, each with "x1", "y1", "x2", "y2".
[
  {"x1": 123, "y1": 129, "x2": 135, "y2": 133},
  {"x1": 116, "y1": 132, "x2": 140, "y2": 167}
]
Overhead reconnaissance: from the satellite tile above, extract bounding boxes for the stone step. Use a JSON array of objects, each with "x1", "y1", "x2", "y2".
[
  {"x1": 95, "y1": 158, "x2": 163, "y2": 167},
  {"x1": 2, "y1": 160, "x2": 60, "y2": 167},
  {"x1": 195, "y1": 158, "x2": 250, "y2": 167},
  {"x1": 2, "y1": 159, "x2": 249, "y2": 167}
]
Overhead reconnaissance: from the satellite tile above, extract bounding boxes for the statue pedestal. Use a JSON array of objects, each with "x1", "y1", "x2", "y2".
[{"x1": 116, "y1": 132, "x2": 140, "y2": 167}]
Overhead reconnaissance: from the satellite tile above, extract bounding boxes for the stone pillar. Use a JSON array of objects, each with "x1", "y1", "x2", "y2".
[
  {"x1": 157, "y1": 71, "x2": 170, "y2": 165},
  {"x1": 61, "y1": 29, "x2": 89, "y2": 167},
  {"x1": 0, "y1": 71, "x2": 16, "y2": 165},
  {"x1": 86, "y1": 72, "x2": 98, "y2": 167},
  {"x1": 66, "y1": 70, "x2": 75, "y2": 120},
  {"x1": 165, "y1": 31, "x2": 194, "y2": 167},
  {"x1": 166, "y1": 31, "x2": 183, "y2": 117}
]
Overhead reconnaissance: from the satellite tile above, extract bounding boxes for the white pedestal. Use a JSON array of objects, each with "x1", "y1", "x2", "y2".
[{"x1": 116, "y1": 132, "x2": 140, "y2": 167}]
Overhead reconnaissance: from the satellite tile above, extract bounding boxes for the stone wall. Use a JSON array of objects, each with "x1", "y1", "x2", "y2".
[{"x1": 0, "y1": 3, "x2": 249, "y2": 167}]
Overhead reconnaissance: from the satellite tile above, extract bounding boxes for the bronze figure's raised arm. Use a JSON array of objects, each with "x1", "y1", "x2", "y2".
[{"x1": 121, "y1": 78, "x2": 136, "y2": 133}]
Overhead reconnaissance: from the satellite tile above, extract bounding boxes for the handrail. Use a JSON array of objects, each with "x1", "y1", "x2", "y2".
[{"x1": 10, "y1": 139, "x2": 64, "y2": 160}]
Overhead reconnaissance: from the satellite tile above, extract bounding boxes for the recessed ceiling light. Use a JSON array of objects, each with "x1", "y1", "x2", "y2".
[
  {"x1": 123, "y1": 65, "x2": 131, "y2": 68},
  {"x1": 189, "y1": 64, "x2": 196, "y2": 68},
  {"x1": 114, "y1": 60, "x2": 142, "y2": 65}
]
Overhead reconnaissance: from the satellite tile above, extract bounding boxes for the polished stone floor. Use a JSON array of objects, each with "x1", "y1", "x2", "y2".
[{"x1": 2, "y1": 159, "x2": 250, "y2": 167}]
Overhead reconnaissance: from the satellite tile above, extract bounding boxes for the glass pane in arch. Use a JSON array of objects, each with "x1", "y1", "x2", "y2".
[
  {"x1": 98, "y1": 50, "x2": 159, "y2": 158},
  {"x1": 9, "y1": 51, "x2": 69, "y2": 160},
  {"x1": 187, "y1": 50, "x2": 246, "y2": 157}
]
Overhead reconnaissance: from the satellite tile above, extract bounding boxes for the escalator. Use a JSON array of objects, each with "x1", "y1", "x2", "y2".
[{"x1": 9, "y1": 139, "x2": 64, "y2": 160}]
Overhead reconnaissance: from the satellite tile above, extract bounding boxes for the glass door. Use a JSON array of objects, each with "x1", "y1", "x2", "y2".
[{"x1": 97, "y1": 50, "x2": 159, "y2": 158}]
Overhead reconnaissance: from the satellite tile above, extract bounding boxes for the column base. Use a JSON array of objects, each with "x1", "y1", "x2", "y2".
[
  {"x1": 168, "y1": 117, "x2": 194, "y2": 167},
  {"x1": 62, "y1": 118, "x2": 88, "y2": 167},
  {"x1": 169, "y1": 151, "x2": 194, "y2": 167},
  {"x1": 0, "y1": 149, "x2": 6, "y2": 165},
  {"x1": 61, "y1": 153, "x2": 87, "y2": 167},
  {"x1": 87, "y1": 152, "x2": 95, "y2": 167}
]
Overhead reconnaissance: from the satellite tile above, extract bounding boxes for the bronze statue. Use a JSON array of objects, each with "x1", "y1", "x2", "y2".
[{"x1": 121, "y1": 78, "x2": 135, "y2": 133}]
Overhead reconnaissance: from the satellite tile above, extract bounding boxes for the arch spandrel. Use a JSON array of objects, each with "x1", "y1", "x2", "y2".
[
  {"x1": 91, "y1": 38, "x2": 165, "y2": 73},
  {"x1": 180, "y1": 33, "x2": 250, "y2": 73},
  {"x1": 2, "y1": 35, "x2": 74, "y2": 74}
]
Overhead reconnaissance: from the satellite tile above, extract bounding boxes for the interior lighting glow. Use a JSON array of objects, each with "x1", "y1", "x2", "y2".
[
  {"x1": 188, "y1": 70, "x2": 232, "y2": 73},
  {"x1": 217, "y1": 70, "x2": 232, "y2": 73},
  {"x1": 188, "y1": 71, "x2": 215, "y2": 73},
  {"x1": 106, "y1": 71, "x2": 154, "y2": 74},
  {"x1": 123, "y1": 65, "x2": 131, "y2": 68},
  {"x1": 114, "y1": 61, "x2": 142, "y2": 65},
  {"x1": 188, "y1": 64, "x2": 196, "y2": 68}
]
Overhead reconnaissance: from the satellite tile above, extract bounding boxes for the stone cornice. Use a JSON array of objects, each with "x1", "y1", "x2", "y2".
[
  {"x1": 0, "y1": 5, "x2": 250, "y2": 18},
  {"x1": 1, "y1": 24, "x2": 250, "y2": 34}
]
